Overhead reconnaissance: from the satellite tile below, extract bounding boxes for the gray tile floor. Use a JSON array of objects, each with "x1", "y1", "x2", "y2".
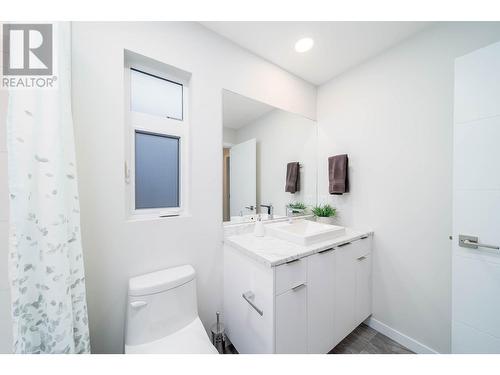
[
  {"x1": 223, "y1": 323, "x2": 414, "y2": 354},
  {"x1": 329, "y1": 323, "x2": 414, "y2": 354}
]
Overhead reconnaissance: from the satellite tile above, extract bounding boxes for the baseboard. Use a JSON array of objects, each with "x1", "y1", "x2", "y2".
[{"x1": 364, "y1": 317, "x2": 439, "y2": 354}]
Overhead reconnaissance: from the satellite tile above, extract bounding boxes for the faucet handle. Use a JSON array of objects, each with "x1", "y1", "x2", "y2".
[{"x1": 260, "y1": 203, "x2": 274, "y2": 217}]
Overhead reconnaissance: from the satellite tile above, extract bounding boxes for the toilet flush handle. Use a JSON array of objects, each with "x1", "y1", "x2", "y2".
[{"x1": 130, "y1": 300, "x2": 148, "y2": 309}]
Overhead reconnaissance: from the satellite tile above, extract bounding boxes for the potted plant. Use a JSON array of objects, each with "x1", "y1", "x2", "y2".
[
  {"x1": 287, "y1": 202, "x2": 307, "y2": 215},
  {"x1": 312, "y1": 204, "x2": 336, "y2": 224}
]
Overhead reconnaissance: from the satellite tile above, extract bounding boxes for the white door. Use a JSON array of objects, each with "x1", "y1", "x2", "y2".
[
  {"x1": 333, "y1": 242, "x2": 357, "y2": 346},
  {"x1": 275, "y1": 285, "x2": 307, "y2": 353},
  {"x1": 355, "y1": 252, "x2": 372, "y2": 325},
  {"x1": 452, "y1": 41, "x2": 500, "y2": 353},
  {"x1": 229, "y1": 139, "x2": 256, "y2": 217},
  {"x1": 307, "y1": 249, "x2": 335, "y2": 353}
]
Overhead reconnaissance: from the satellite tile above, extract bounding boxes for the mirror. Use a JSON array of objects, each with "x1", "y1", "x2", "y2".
[{"x1": 222, "y1": 90, "x2": 317, "y2": 224}]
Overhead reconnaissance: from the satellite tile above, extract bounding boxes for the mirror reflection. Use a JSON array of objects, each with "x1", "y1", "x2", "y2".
[{"x1": 222, "y1": 90, "x2": 317, "y2": 224}]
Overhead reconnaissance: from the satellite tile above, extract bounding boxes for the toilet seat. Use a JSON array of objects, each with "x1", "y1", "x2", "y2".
[{"x1": 125, "y1": 317, "x2": 218, "y2": 354}]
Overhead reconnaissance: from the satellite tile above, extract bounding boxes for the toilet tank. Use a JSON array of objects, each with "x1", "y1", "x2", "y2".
[{"x1": 125, "y1": 265, "x2": 198, "y2": 346}]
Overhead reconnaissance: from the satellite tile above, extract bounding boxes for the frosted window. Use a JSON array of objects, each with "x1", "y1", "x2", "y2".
[
  {"x1": 131, "y1": 68, "x2": 183, "y2": 120},
  {"x1": 135, "y1": 131, "x2": 180, "y2": 209}
]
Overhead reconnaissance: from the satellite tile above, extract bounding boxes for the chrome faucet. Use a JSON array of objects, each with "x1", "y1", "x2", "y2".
[
  {"x1": 260, "y1": 204, "x2": 274, "y2": 219},
  {"x1": 286, "y1": 206, "x2": 304, "y2": 223}
]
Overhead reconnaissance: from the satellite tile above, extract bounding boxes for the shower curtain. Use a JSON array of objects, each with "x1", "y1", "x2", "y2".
[{"x1": 6, "y1": 22, "x2": 91, "y2": 353}]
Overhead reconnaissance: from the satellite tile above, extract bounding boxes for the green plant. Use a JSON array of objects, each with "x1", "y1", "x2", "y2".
[
  {"x1": 311, "y1": 204, "x2": 336, "y2": 218},
  {"x1": 287, "y1": 202, "x2": 306, "y2": 210},
  {"x1": 287, "y1": 202, "x2": 307, "y2": 214}
]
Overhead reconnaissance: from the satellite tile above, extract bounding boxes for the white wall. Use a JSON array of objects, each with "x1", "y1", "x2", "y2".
[
  {"x1": 234, "y1": 110, "x2": 317, "y2": 216},
  {"x1": 71, "y1": 22, "x2": 316, "y2": 353},
  {"x1": 222, "y1": 127, "x2": 237, "y2": 145},
  {"x1": 317, "y1": 22, "x2": 500, "y2": 353},
  {"x1": 0, "y1": 26, "x2": 12, "y2": 353}
]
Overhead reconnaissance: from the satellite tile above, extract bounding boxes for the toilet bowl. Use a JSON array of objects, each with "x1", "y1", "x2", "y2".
[{"x1": 124, "y1": 265, "x2": 218, "y2": 354}]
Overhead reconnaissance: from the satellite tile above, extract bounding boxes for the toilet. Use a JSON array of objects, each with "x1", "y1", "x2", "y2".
[{"x1": 124, "y1": 265, "x2": 218, "y2": 354}]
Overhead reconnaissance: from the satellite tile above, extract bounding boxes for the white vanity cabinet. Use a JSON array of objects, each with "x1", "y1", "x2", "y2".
[
  {"x1": 333, "y1": 237, "x2": 372, "y2": 346},
  {"x1": 223, "y1": 234, "x2": 372, "y2": 354},
  {"x1": 275, "y1": 282, "x2": 308, "y2": 353},
  {"x1": 307, "y1": 248, "x2": 336, "y2": 353}
]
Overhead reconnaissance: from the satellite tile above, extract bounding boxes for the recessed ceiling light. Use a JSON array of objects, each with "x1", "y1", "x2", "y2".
[{"x1": 294, "y1": 37, "x2": 314, "y2": 53}]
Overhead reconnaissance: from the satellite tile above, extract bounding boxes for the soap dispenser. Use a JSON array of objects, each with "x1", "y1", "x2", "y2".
[{"x1": 254, "y1": 214, "x2": 265, "y2": 237}]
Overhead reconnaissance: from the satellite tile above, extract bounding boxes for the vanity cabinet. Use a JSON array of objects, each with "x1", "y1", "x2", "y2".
[
  {"x1": 307, "y1": 248, "x2": 336, "y2": 353},
  {"x1": 223, "y1": 235, "x2": 372, "y2": 354},
  {"x1": 333, "y1": 238, "x2": 372, "y2": 345},
  {"x1": 275, "y1": 284, "x2": 307, "y2": 353},
  {"x1": 356, "y1": 251, "x2": 372, "y2": 325}
]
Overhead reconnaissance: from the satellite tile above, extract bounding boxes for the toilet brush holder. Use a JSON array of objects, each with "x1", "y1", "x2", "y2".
[{"x1": 211, "y1": 311, "x2": 226, "y2": 353}]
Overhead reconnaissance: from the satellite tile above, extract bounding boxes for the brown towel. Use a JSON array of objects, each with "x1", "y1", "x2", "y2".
[
  {"x1": 285, "y1": 162, "x2": 300, "y2": 193},
  {"x1": 329, "y1": 154, "x2": 349, "y2": 195}
]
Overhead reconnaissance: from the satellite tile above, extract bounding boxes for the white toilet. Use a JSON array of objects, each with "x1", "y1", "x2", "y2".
[{"x1": 124, "y1": 264, "x2": 218, "y2": 354}]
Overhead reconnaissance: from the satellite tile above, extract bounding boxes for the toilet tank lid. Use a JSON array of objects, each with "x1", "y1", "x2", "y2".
[{"x1": 128, "y1": 265, "x2": 196, "y2": 296}]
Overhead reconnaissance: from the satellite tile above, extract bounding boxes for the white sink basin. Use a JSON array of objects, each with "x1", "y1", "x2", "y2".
[{"x1": 266, "y1": 219, "x2": 346, "y2": 246}]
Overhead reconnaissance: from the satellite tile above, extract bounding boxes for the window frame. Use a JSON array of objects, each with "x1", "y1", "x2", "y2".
[{"x1": 125, "y1": 61, "x2": 189, "y2": 219}]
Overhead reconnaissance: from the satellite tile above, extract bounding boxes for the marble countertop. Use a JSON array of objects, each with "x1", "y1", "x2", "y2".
[{"x1": 224, "y1": 226, "x2": 372, "y2": 267}]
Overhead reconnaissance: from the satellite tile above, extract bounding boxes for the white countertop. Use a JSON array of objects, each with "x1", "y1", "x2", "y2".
[{"x1": 224, "y1": 226, "x2": 372, "y2": 267}]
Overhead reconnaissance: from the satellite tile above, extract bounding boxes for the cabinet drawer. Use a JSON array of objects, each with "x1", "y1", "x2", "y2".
[
  {"x1": 348, "y1": 236, "x2": 371, "y2": 259},
  {"x1": 275, "y1": 258, "x2": 307, "y2": 295}
]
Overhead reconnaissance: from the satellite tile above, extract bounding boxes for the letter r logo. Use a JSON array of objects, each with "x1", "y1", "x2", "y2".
[{"x1": 2, "y1": 24, "x2": 53, "y2": 76}]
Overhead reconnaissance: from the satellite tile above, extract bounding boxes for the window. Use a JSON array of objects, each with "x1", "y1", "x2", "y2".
[
  {"x1": 125, "y1": 54, "x2": 189, "y2": 218},
  {"x1": 135, "y1": 131, "x2": 179, "y2": 209},
  {"x1": 130, "y1": 69, "x2": 183, "y2": 120}
]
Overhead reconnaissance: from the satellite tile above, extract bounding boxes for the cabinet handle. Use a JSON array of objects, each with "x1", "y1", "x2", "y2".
[
  {"x1": 318, "y1": 247, "x2": 334, "y2": 254},
  {"x1": 242, "y1": 291, "x2": 264, "y2": 316},
  {"x1": 338, "y1": 242, "x2": 351, "y2": 247},
  {"x1": 292, "y1": 283, "x2": 306, "y2": 291},
  {"x1": 357, "y1": 255, "x2": 367, "y2": 261},
  {"x1": 285, "y1": 258, "x2": 300, "y2": 265}
]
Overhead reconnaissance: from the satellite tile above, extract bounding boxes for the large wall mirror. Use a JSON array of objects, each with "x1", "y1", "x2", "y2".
[{"x1": 222, "y1": 90, "x2": 317, "y2": 224}]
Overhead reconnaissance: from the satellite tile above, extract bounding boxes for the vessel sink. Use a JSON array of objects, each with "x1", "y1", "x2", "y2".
[{"x1": 266, "y1": 219, "x2": 345, "y2": 246}]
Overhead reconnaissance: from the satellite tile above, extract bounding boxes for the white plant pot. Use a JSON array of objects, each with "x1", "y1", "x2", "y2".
[{"x1": 315, "y1": 216, "x2": 335, "y2": 225}]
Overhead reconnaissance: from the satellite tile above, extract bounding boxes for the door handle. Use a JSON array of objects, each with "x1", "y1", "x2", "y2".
[
  {"x1": 292, "y1": 283, "x2": 306, "y2": 291},
  {"x1": 459, "y1": 235, "x2": 499, "y2": 250},
  {"x1": 242, "y1": 291, "x2": 264, "y2": 316},
  {"x1": 318, "y1": 247, "x2": 334, "y2": 254},
  {"x1": 357, "y1": 255, "x2": 367, "y2": 261},
  {"x1": 338, "y1": 242, "x2": 351, "y2": 247}
]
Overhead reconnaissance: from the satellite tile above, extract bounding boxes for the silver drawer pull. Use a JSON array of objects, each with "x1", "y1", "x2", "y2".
[
  {"x1": 285, "y1": 258, "x2": 300, "y2": 264},
  {"x1": 242, "y1": 291, "x2": 263, "y2": 316},
  {"x1": 459, "y1": 235, "x2": 499, "y2": 250},
  {"x1": 357, "y1": 255, "x2": 367, "y2": 261},
  {"x1": 338, "y1": 242, "x2": 351, "y2": 247},
  {"x1": 318, "y1": 247, "x2": 334, "y2": 254},
  {"x1": 292, "y1": 283, "x2": 306, "y2": 291}
]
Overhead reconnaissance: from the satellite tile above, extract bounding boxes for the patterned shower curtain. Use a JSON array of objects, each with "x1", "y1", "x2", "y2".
[{"x1": 6, "y1": 22, "x2": 91, "y2": 353}]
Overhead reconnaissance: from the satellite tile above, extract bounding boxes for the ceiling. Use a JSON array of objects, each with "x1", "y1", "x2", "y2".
[
  {"x1": 223, "y1": 90, "x2": 275, "y2": 130},
  {"x1": 201, "y1": 22, "x2": 434, "y2": 85}
]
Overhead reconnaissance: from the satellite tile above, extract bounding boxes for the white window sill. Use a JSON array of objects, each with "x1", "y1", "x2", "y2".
[{"x1": 126, "y1": 211, "x2": 191, "y2": 223}]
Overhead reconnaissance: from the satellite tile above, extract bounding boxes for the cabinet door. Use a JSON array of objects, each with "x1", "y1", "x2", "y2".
[
  {"x1": 275, "y1": 284, "x2": 307, "y2": 353},
  {"x1": 334, "y1": 243, "x2": 357, "y2": 346},
  {"x1": 356, "y1": 252, "x2": 372, "y2": 325},
  {"x1": 307, "y1": 249, "x2": 335, "y2": 353}
]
